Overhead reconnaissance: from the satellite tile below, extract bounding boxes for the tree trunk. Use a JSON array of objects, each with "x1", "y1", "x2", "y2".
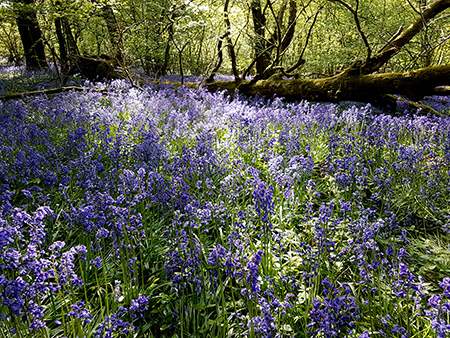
[
  {"x1": 15, "y1": 0, "x2": 48, "y2": 70},
  {"x1": 280, "y1": 0, "x2": 297, "y2": 52},
  {"x1": 207, "y1": 0, "x2": 240, "y2": 81},
  {"x1": 101, "y1": 4, "x2": 123, "y2": 62},
  {"x1": 54, "y1": 17, "x2": 67, "y2": 63},
  {"x1": 161, "y1": 38, "x2": 171, "y2": 77},
  {"x1": 251, "y1": 0, "x2": 270, "y2": 75},
  {"x1": 162, "y1": 6, "x2": 176, "y2": 77},
  {"x1": 206, "y1": 64, "x2": 450, "y2": 107},
  {"x1": 62, "y1": 18, "x2": 79, "y2": 57},
  {"x1": 207, "y1": 34, "x2": 225, "y2": 82},
  {"x1": 224, "y1": 0, "x2": 239, "y2": 80},
  {"x1": 54, "y1": 1, "x2": 79, "y2": 79}
]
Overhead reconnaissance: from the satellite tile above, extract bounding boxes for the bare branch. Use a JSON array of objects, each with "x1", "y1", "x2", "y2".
[
  {"x1": 405, "y1": 0, "x2": 422, "y2": 15},
  {"x1": 243, "y1": 44, "x2": 276, "y2": 79},
  {"x1": 289, "y1": 4, "x2": 323, "y2": 73},
  {"x1": 330, "y1": 0, "x2": 372, "y2": 61}
]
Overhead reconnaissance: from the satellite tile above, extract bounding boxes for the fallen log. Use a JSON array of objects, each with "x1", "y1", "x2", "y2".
[
  {"x1": 204, "y1": 64, "x2": 450, "y2": 115},
  {"x1": 0, "y1": 86, "x2": 108, "y2": 101}
]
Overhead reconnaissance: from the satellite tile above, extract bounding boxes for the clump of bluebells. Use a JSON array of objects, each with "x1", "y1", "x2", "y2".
[
  {"x1": 1, "y1": 66, "x2": 450, "y2": 337},
  {"x1": 307, "y1": 279, "x2": 360, "y2": 337}
]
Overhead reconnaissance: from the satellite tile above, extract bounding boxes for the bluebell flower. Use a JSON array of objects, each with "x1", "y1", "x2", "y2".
[
  {"x1": 245, "y1": 250, "x2": 264, "y2": 296},
  {"x1": 67, "y1": 301, "x2": 93, "y2": 323},
  {"x1": 439, "y1": 277, "x2": 450, "y2": 297}
]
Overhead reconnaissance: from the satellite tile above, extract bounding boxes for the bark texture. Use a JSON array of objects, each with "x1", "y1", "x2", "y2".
[{"x1": 0, "y1": 86, "x2": 108, "y2": 101}]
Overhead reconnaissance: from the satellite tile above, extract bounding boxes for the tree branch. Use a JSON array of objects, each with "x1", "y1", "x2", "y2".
[
  {"x1": 287, "y1": 5, "x2": 323, "y2": 74},
  {"x1": 0, "y1": 87, "x2": 108, "y2": 101},
  {"x1": 361, "y1": 0, "x2": 450, "y2": 74},
  {"x1": 330, "y1": 0, "x2": 372, "y2": 62},
  {"x1": 206, "y1": 34, "x2": 226, "y2": 82}
]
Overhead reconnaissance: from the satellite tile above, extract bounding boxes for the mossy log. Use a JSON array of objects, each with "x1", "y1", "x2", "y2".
[
  {"x1": 0, "y1": 86, "x2": 108, "y2": 101},
  {"x1": 204, "y1": 64, "x2": 450, "y2": 112}
]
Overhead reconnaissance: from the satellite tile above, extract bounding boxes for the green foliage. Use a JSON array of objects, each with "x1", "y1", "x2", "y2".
[{"x1": 1, "y1": 0, "x2": 450, "y2": 77}]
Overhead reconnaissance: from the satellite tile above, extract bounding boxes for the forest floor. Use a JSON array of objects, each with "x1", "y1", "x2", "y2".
[{"x1": 1, "y1": 65, "x2": 450, "y2": 337}]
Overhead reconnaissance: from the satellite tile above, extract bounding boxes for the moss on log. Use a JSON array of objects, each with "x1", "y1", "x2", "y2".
[
  {"x1": 204, "y1": 65, "x2": 450, "y2": 113},
  {"x1": 0, "y1": 86, "x2": 108, "y2": 101}
]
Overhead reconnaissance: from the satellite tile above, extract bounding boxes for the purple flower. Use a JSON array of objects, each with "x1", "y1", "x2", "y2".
[
  {"x1": 67, "y1": 301, "x2": 93, "y2": 323},
  {"x1": 48, "y1": 241, "x2": 65, "y2": 252},
  {"x1": 129, "y1": 295, "x2": 150, "y2": 315},
  {"x1": 94, "y1": 313, "x2": 134, "y2": 338},
  {"x1": 90, "y1": 256, "x2": 102, "y2": 269},
  {"x1": 22, "y1": 189, "x2": 33, "y2": 198},
  {"x1": 439, "y1": 278, "x2": 450, "y2": 298},
  {"x1": 308, "y1": 281, "x2": 360, "y2": 337},
  {"x1": 245, "y1": 250, "x2": 264, "y2": 296}
]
